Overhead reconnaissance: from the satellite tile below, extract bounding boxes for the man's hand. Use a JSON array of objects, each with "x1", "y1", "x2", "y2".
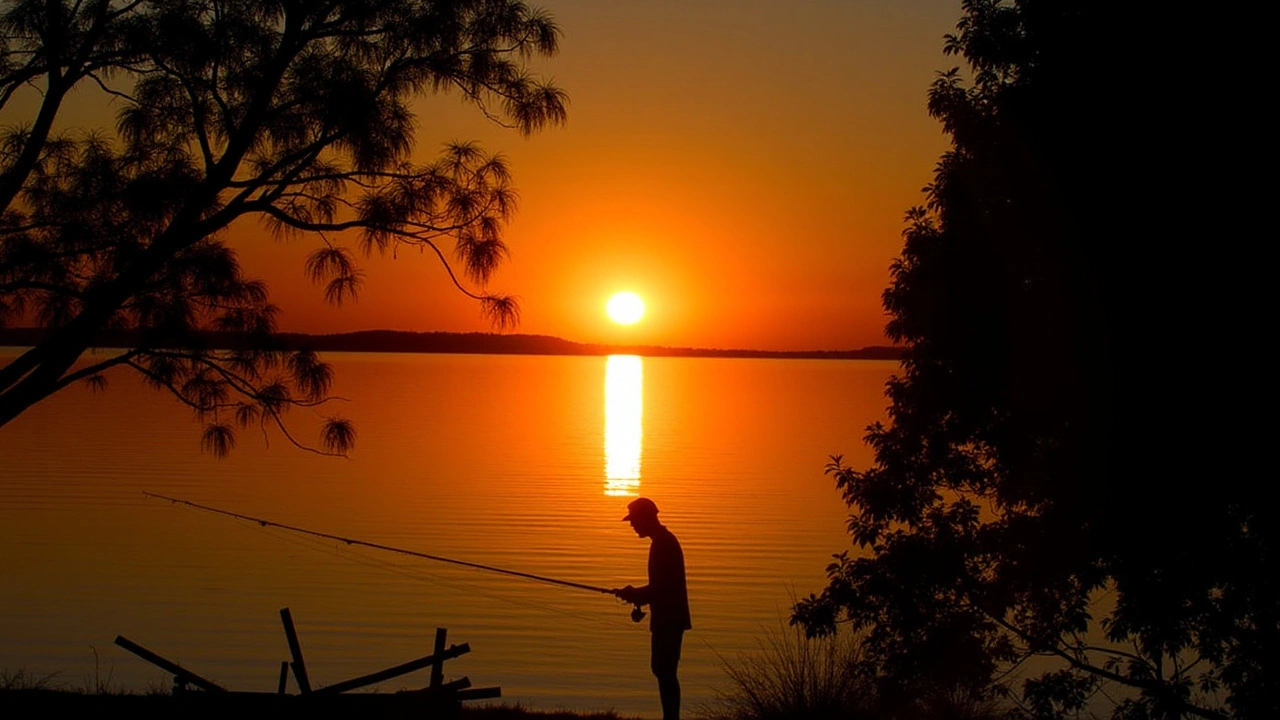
[{"x1": 612, "y1": 585, "x2": 637, "y2": 604}]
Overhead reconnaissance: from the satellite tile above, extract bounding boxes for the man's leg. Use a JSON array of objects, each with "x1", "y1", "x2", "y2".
[{"x1": 650, "y1": 630, "x2": 685, "y2": 720}]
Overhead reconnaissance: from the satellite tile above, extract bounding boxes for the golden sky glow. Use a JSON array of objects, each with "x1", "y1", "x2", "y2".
[{"x1": 11, "y1": 1, "x2": 964, "y2": 351}]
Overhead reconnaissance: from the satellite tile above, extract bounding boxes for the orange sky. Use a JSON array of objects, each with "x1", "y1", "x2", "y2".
[{"x1": 19, "y1": 1, "x2": 965, "y2": 352}]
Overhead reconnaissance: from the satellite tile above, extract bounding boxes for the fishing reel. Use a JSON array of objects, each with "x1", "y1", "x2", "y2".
[{"x1": 611, "y1": 587, "x2": 646, "y2": 622}]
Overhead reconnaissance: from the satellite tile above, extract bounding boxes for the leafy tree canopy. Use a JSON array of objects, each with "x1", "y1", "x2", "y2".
[
  {"x1": 0, "y1": 0, "x2": 567, "y2": 454},
  {"x1": 793, "y1": 2, "x2": 1273, "y2": 719}
]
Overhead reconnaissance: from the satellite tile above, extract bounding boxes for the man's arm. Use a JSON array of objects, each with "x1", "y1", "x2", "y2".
[{"x1": 612, "y1": 584, "x2": 652, "y2": 606}]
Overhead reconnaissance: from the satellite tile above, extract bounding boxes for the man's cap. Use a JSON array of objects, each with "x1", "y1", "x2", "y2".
[{"x1": 622, "y1": 497, "x2": 659, "y2": 521}]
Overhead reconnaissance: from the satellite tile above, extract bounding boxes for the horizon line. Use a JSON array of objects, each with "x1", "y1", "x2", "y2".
[{"x1": 0, "y1": 326, "x2": 902, "y2": 360}]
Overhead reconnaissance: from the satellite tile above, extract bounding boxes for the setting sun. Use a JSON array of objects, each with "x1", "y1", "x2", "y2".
[{"x1": 606, "y1": 291, "x2": 646, "y2": 325}]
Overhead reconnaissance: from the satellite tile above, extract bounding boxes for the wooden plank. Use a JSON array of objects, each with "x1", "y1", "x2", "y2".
[
  {"x1": 276, "y1": 660, "x2": 289, "y2": 694},
  {"x1": 396, "y1": 677, "x2": 472, "y2": 697},
  {"x1": 429, "y1": 627, "x2": 447, "y2": 689},
  {"x1": 113, "y1": 635, "x2": 227, "y2": 692},
  {"x1": 279, "y1": 608, "x2": 312, "y2": 694},
  {"x1": 456, "y1": 687, "x2": 502, "y2": 701},
  {"x1": 436, "y1": 677, "x2": 471, "y2": 693},
  {"x1": 315, "y1": 643, "x2": 470, "y2": 695}
]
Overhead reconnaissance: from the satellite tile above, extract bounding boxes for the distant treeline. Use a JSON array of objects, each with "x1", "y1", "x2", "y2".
[{"x1": 0, "y1": 327, "x2": 901, "y2": 361}]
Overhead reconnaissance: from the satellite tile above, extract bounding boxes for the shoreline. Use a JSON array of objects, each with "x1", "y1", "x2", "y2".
[
  {"x1": 0, "y1": 328, "x2": 902, "y2": 361},
  {"x1": 0, "y1": 687, "x2": 642, "y2": 720}
]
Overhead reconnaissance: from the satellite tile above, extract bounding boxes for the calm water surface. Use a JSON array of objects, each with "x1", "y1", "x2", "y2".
[{"x1": 0, "y1": 350, "x2": 892, "y2": 718}]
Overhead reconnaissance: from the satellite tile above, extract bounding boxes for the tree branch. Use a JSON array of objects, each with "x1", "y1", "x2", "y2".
[{"x1": 49, "y1": 347, "x2": 142, "y2": 394}]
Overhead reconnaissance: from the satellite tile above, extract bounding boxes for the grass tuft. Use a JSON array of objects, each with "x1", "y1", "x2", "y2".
[
  {"x1": 0, "y1": 668, "x2": 63, "y2": 692},
  {"x1": 696, "y1": 625, "x2": 1013, "y2": 720},
  {"x1": 696, "y1": 625, "x2": 876, "y2": 720}
]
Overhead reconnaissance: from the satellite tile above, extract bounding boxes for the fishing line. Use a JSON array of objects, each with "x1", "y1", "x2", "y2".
[
  {"x1": 341, "y1": 550, "x2": 632, "y2": 629},
  {"x1": 223, "y1": 512, "x2": 482, "y2": 593},
  {"x1": 143, "y1": 490, "x2": 621, "y2": 599},
  {"x1": 244, "y1": 518, "x2": 632, "y2": 628}
]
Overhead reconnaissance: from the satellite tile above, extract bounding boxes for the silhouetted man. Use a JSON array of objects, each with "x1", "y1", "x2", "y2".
[{"x1": 613, "y1": 497, "x2": 691, "y2": 720}]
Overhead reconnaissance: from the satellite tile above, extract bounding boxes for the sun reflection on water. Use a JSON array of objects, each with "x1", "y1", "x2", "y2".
[{"x1": 604, "y1": 355, "x2": 642, "y2": 496}]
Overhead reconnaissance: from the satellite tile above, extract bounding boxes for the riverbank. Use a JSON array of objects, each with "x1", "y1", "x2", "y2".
[{"x1": 0, "y1": 688, "x2": 640, "y2": 719}]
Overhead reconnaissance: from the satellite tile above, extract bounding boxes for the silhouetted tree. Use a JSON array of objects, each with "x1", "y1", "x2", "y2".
[
  {"x1": 793, "y1": 2, "x2": 1272, "y2": 719},
  {"x1": 0, "y1": 0, "x2": 566, "y2": 454}
]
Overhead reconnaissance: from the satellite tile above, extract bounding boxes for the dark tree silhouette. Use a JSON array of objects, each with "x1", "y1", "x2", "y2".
[
  {"x1": 793, "y1": 2, "x2": 1272, "y2": 719},
  {"x1": 0, "y1": 0, "x2": 566, "y2": 454}
]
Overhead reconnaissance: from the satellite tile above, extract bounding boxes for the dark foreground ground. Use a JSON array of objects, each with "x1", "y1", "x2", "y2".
[{"x1": 0, "y1": 689, "x2": 639, "y2": 720}]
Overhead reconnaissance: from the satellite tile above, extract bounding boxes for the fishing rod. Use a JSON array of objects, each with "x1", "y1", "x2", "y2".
[{"x1": 142, "y1": 491, "x2": 647, "y2": 622}]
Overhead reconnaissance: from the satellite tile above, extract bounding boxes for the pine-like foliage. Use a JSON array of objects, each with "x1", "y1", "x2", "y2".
[
  {"x1": 0, "y1": 0, "x2": 568, "y2": 454},
  {"x1": 793, "y1": 3, "x2": 1273, "y2": 719}
]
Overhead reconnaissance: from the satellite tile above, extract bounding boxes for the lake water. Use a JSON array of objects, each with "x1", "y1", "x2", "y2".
[{"x1": 0, "y1": 349, "x2": 893, "y2": 718}]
